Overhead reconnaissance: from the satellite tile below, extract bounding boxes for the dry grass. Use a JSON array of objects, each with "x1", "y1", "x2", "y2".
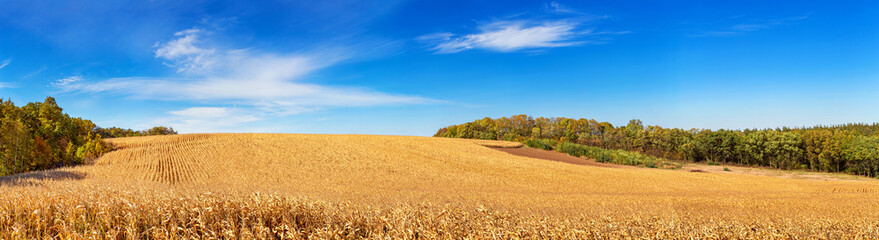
[{"x1": 2, "y1": 133, "x2": 879, "y2": 239}]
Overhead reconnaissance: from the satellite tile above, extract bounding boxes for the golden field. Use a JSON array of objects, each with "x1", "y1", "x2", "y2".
[{"x1": 2, "y1": 133, "x2": 879, "y2": 239}]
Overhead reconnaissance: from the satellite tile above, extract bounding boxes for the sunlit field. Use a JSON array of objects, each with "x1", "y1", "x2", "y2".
[{"x1": 1, "y1": 134, "x2": 878, "y2": 238}]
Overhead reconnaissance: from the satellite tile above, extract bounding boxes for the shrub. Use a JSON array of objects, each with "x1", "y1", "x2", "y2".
[
  {"x1": 524, "y1": 139, "x2": 555, "y2": 150},
  {"x1": 494, "y1": 138, "x2": 683, "y2": 169},
  {"x1": 557, "y1": 142, "x2": 586, "y2": 157},
  {"x1": 548, "y1": 140, "x2": 680, "y2": 169},
  {"x1": 479, "y1": 132, "x2": 497, "y2": 140},
  {"x1": 596, "y1": 152, "x2": 613, "y2": 163}
]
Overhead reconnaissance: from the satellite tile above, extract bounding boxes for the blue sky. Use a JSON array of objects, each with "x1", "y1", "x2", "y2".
[{"x1": 0, "y1": 0, "x2": 877, "y2": 135}]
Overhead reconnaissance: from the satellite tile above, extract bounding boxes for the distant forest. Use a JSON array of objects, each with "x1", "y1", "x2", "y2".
[
  {"x1": 0, "y1": 97, "x2": 176, "y2": 176},
  {"x1": 436, "y1": 115, "x2": 879, "y2": 178}
]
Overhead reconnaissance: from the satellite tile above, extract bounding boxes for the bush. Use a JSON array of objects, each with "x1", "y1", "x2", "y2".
[
  {"x1": 478, "y1": 132, "x2": 497, "y2": 140},
  {"x1": 75, "y1": 137, "x2": 110, "y2": 163},
  {"x1": 596, "y1": 152, "x2": 612, "y2": 163},
  {"x1": 557, "y1": 142, "x2": 586, "y2": 157},
  {"x1": 502, "y1": 134, "x2": 516, "y2": 141},
  {"x1": 524, "y1": 139, "x2": 555, "y2": 150},
  {"x1": 551, "y1": 140, "x2": 680, "y2": 169}
]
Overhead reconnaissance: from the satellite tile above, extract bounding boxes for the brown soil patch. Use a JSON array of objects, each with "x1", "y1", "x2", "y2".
[{"x1": 492, "y1": 147, "x2": 628, "y2": 168}]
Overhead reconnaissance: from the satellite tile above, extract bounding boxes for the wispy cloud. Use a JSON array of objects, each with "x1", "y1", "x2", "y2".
[
  {"x1": 419, "y1": 4, "x2": 620, "y2": 54},
  {"x1": 154, "y1": 28, "x2": 219, "y2": 74},
  {"x1": 22, "y1": 66, "x2": 47, "y2": 79},
  {"x1": 0, "y1": 58, "x2": 10, "y2": 88},
  {"x1": 544, "y1": 1, "x2": 580, "y2": 14},
  {"x1": 0, "y1": 58, "x2": 10, "y2": 70},
  {"x1": 52, "y1": 76, "x2": 83, "y2": 87},
  {"x1": 57, "y1": 28, "x2": 434, "y2": 132},
  {"x1": 692, "y1": 15, "x2": 809, "y2": 37},
  {"x1": 0, "y1": 58, "x2": 19, "y2": 88},
  {"x1": 161, "y1": 107, "x2": 262, "y2": 133},
  {"x1": 421, "y1": 20, "x2": 585, "y2": 53}
]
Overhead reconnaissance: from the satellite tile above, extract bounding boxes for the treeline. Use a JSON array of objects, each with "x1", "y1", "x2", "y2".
[
  {"x1": 0, "y1": 97, "x2": 176, "y2": 176},
  {"x1": 96, "y1": 126, "x2": 177, "y2": 138},
  {"x1": 435, "y1": 115, "x2": 879, "y2": 177}
]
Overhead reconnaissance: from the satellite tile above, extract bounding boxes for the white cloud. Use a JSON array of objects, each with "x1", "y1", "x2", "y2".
[
  {"x1": 56, "y1": 28, "x2": 433, "y2": 132},
  {"x1": 154, "y1": 28, "x2": 218, "y2": 73},
  {"x1": 169, "y1": 107, "x2": 239, "y2": 118},
  {"x1": 162, "y1": 107, "x2": 262, "y2": 133},
  {"x1": 0, "y1": 58, "x2": 10, "y2": 70},
  {"x1": 424, "y1": 20, "x2": 584, "y2": 54},
  {"x1": 61, "y1": 29, "x2": 428, "y2": 106},
  {"x1": 60, "y1": 74, "x2": 426, "y2": 107},
  {"x1": 52, "y1": 76, "x2": 83, "y2": 87},
  {"x1": 419, "y1": 4, "x2": 621, "y2": 54}
]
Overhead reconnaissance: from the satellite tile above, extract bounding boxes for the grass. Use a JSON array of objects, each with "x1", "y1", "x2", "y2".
[{"x1": 1, "y1": 133, "x2": 879, "y2": 238}]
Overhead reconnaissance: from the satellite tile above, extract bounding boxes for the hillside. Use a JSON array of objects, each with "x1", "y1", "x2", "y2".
[
  {"x1": 2, "y1": 134, "x2": 879, "y2": 238},
  {"x1": 0, "y1": 97, "x2": 176, "y2": 177}
]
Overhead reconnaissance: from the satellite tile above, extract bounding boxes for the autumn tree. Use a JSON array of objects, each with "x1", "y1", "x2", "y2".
[{"x1": 437, "y1": 114, "x2": 879, "y2": 178}]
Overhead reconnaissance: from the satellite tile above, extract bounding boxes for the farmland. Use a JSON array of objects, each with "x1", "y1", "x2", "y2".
[{"x1": 2, "y1": 134, "x2": 879, "y2": 238}]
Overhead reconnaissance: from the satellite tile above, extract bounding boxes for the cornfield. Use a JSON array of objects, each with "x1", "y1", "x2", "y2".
[{"x1": 2, "y1": 134, "x2": 879, "y2": 239}]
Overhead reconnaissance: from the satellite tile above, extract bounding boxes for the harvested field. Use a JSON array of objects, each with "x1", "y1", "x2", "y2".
[{"x1": 2, "y1": 133, "x2": 879, "y2": 238}]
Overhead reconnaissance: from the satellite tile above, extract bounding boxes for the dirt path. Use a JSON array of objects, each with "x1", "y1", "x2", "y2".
[{"x1": 492, "y1": 147, "x2": 631, "y2": 168}]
